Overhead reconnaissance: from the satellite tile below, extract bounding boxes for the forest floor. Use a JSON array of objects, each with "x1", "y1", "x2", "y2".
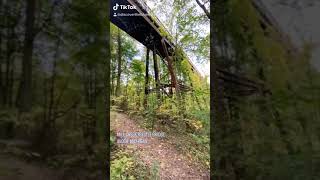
[
  {"x1": 111, "y1": 111, "x2": 210, "y2": 180},
  {"x1": 0, "y1": 139, "x2": 101, "y2": 180},
  {"x1": 0, "y1": 150, "x2": 61, "y2": 180}
]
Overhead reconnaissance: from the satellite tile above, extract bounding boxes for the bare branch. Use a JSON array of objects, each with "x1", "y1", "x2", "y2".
[{"x1": 195, "y1": 0, "x2": 210, "y2": 19}]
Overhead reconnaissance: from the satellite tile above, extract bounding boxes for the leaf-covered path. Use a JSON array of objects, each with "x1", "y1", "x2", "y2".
[{"x1": 111, "y1": 112, "x2": 210, "y2": 180}]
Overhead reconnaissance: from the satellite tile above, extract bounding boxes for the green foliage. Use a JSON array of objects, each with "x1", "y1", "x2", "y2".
[
  {"x1": 190, "y1": 134, "x2": 209, "y2": 145},
  {"x1": 110, "y1": 1, "x2": 210, "y2": 177},
  {"x1": 0, "y1": 110, "x2": 17, "y2": 139},
  {"x1": 151, "y1": 161, "x2": 160, "y2": 180},
  {"x1": 111, "y1": 149, "x2": 152, "y2": 180},
  {"x1": 112, "y1": 95, "x2": 129, "y2": 111},
  {"x1": 130, "y1": 59, "x2": 145, "y2": 82},
  {"x1": 0, "y1": 0, "x2": 109, "y2": 178},
  {"x1": 111, "y1": 152, "x2": 135, "y2": 180},
  {"x1": 211, "y1": 0, "x2": 320, "y2": 179}
]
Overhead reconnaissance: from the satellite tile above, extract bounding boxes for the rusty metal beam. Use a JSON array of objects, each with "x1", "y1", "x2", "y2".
[{"x1": 161, "y1": 38, "x2": 179, "y2": 92}]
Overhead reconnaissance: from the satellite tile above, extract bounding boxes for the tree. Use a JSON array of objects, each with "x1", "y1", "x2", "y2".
[
  {"x1": 153, "y1": 50, "x2": 161, "y2": 100},
  {"x1": 144, "y1": 49, "x2": 150, "y2": 108},
  {"x1": 193, "y1": 1, "x2": 229, "y2": 178},
  {"x1": 105, "y1": 0, "x2": 111, "y2": 176},
  {"x1": 116, "y1": 28, "x2": 122, "y2": 97},
  {"x1": 17, "y1": 0, "x2": 36, "y2": 112}
]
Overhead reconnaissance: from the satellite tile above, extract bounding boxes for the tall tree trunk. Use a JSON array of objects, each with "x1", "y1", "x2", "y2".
[
  {"x1": 210, "y1": 1, "x2": 229, "y2": 179},
  {"x1": 94, "y1": 69, "x2": 98, "y2": 143},
  {"x1": 42, "y1": 12, "x2": 65, "y2": 154},
  {"x1": 4, "y1": 26, "x2": 14, "y2": 106},
  {"x1": 115, "y1": 28, "x2": 122, "y2": 97},
  {"x1": 48, "y1": 36, "x2": 61, "y2": 126},
  {"x1": 43, "y1": 79, "x2": 48, "y2": 123},
  {"x1": 8, "y1": 57, "x2": 14, "y2": 107},
  {"x1": 0, "y1": 0, "x2": 2, "y2": 105},
  {"x1": 88, "y1": 69, "x2": 93, "y2": 107},
  {"x1": 153, "y1": 50, "x2": 161, "y2": 101},
  {"x1": 4, "y1": 41, "x2": 10, "y2": 106},
  {"x1": 0, "y1": 63, "x2": 2, "y2": 106},
  {"x1": 17, "y1": 0, "x2": 36, "y2": 112},
  {"x1": 144, "y1": 49, "x2": 150, "y2": 108},
  {"x1": 105, "y1": 0, "x2": 110, "y2": 176}
]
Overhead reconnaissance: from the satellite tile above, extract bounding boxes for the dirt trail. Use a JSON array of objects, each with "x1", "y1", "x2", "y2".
[
  {"x1": 111, "y1": 112, "x2": 210, "y2": 180},
  {"x1": 0, "y1": 154, "x2": 61, "y2": 180}
]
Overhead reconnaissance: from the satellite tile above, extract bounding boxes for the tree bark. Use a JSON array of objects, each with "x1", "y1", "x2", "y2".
[
  {"x1": 153, "y1": 50, "x2": 161, "y2": 101},
  {"x1": 4, "y1": 37, "x2": 10, "y2": 106},
  {"x1": 48, "y1": 33, "x2": 61, "y2": 126},
  {"x1": 115, "y1": 28, "x2": 122, "y2": 96},
  {"x1": 144, "y1": 49, "x2": 150, "y2": 107},
  {"x1": 4, "y1": 25, "x2": 15, "y2": 107},
  {"x1": 105, "y1": 0, "x2": 111, "y2": 176},
  {"x1": 0, "y1": 0, "x2": 3, "y2": 105},
  {"x1": 209, "y1": 1, "x2": 228, "y2": 179},
  {"x1": 8, "y1": 55, "x2": 14, "y2": 107},
  {"x1": 17, "y1": 0, "x2": 36, "y2": 112}
]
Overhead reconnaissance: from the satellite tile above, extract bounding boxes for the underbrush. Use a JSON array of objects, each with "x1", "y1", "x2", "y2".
[
  {"x1": 111, "y1": 130, "x2": 160, "y2": 180},
  {"x1": 112, "y1": 98, "x2": 210, "y2": 170},
  {"x1": 0, "y1": 107, "x2": 106, "y2": 180},
  {"x1": 112, "y1": 94, "x2": 210, "y2": 170}
]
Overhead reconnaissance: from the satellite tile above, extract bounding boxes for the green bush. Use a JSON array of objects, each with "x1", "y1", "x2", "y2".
[
  {"x1": 112, "y1": 96, "x2": 128, "y2": 111},
  {"x1": 111, "y1": 151, "x2": 135, "y2": 180}
]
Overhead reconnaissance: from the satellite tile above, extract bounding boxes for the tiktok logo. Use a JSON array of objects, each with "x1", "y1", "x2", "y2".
[
  {"x1": 113, "y1": 3, "x2": 119, "y2": 11},
  {"x1": 113, "y1": 3, "x2": 136, "y2": 11}
]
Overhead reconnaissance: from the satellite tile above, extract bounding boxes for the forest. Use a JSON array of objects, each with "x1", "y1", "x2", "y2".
[
  {"x1": 110, "y1": 0, "x2": 210, "y2": 179},
  {"x1": 110, "y1": 0, "x2": 320, "y2": 179},
  {"x1": 210, "y1": 0, "x2": 320, "y2": 179},
  {"x1": 0, "y1": 0, "x2": 109, "y2": 179},
  {"x1": 0, "y1": 0, "x2": 319, "y2": 180}
]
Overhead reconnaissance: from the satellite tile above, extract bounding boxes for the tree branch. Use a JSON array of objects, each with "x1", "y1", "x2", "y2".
[{"x1": 195, "y1": 0, "x2": 210, "y2": 19}]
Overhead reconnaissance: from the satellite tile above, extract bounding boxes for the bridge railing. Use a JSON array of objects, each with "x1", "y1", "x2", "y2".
[{"x1": 134, "y1": 0, "x2": 171, "y2": 36}]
